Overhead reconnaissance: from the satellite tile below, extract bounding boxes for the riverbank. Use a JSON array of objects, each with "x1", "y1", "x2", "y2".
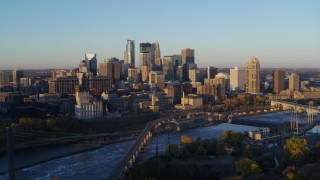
[{"x1": 0, "y1": 136, "x2": 137, "y2": 175}]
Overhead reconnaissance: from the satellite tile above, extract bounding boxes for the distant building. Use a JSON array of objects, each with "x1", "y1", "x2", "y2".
[
  {"x1": 204, "y1": 78, "x2": 227, "y2": 101},
  {"x1": 246, "y1": 57, "x2": 260, "y2": 94},
  {"x1": 230, "y1": 67, "x2": 245, "y2": 91},
  {"x1": 273, "y1": 69, "x2": 285, "y2": 93},
  {"x1": 289, "y1": 71, "x2": 300, "y2": 91},
  {"x1": 140, "y1": 52, "x2": 151, "y2": 81},
  {"x1": 139, "y1": 43, "x2": 152, "y2": 69},
  {"x1": 89, "y1": 76, "x2": 113, "y2": 93},
  {"x1": 0, "y1": 71, "x2": 10, "y2": 87},
  {"x1": 12, "y1": 69, "x2": 24, "y2": 86},
  {"x1": 207, "y1": 66, "x2": 217, "y2": 79},
  {"x1": 127, "y1": 68, "x2": 139, "y2": 82},
  {"x1": 189, "y1": 68, "x2": 198, "y2": 82},
  {"x1": 124, "y1": 40, "x2": 135, "y2": 68},
  {"x1": 85, "y1": 53, "x2": 97, "y2": 76},
  {"x1": 181, "y1": 48, "x2": 195, "y2": 65},
  {"x1": 152, "y1": 42, "x2": 161, "y2": 68},
  {"x1": 49, "y1": 76, "x2": 79, "y2": 94},
  {"x1": 162, "y1": 56, "x2": 174, "y2": 81},
  {"x1": 175, "y1": 94, "x2": 203, "y2": 110},
  {"x1": 197, "y1": 84, "x2": 215, "y2": 104},
  {"x1": 149, "y1": 71, "x2": 165, "y2": 90},
  {"x1": 75, "y1": 91, "x2": 103, "y2": 120},
  {"x1": 99, "y1": 57, "x2": 122, "y2": 83}
]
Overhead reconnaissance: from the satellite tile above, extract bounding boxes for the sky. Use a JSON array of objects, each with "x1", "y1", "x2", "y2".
[{"x1": 0, "y1": 0, "x2": 319, "y2": 70}]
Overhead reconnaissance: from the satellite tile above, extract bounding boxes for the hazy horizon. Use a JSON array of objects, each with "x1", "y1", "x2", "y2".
[{"x1": 1, "y1": 0, "x2": 319, "y2": 70}]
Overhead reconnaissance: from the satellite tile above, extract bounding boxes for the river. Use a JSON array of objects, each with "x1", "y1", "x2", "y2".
[{"x1": 0, "y1": 111, "x2": 315, "y2": 179}]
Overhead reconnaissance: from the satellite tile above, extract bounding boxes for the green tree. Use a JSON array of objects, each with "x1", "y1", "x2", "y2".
[
  {"x1": 196, "y1": 146, "x2": 207, "y2": 156},
  {"x1": 235, "y1": 158, "x2": 261, "y2": 178},
  {"x1": 284, "y1": 138, "x2": 309, "y2": 165}
]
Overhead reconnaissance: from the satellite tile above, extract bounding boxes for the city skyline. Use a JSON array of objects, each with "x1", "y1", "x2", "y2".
[{"x1": 1, "y1": 1, "x2": 320, "y2": 70}]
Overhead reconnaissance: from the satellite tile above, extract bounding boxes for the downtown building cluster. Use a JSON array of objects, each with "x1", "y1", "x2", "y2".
[{"x1": 1, "y1": 40, "x2": 320, "y2": 120}]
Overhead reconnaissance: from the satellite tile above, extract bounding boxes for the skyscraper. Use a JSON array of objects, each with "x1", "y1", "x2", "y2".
[
  {"x1": 124, "y1": 40, "x2": 135, "y2": 68},
  {"x1": 149, "y1": 71, "x2": 165, "y2": 90},
  {"x1": 246, "y1": 57, "x2": 260, "y2": 94},
  {"x1": 289, "y1": 71, "x2": 299, "y2": 91},
  {"x1": 273, "y1": 69, "x2": 285, "y2": 93},
  {"x1": 207, "y1": 66, "x2": 217, "y2": 79},
  {"x1": 162, "y1": 56, "x2": 174, "y2": 81},
  {"x1": 181, "y1": 48, "x2": 195, "y2": 82},
  {"x1": 230, "y1": 67, "x2": 245, "y2": 91},
  {"x1": 140, "y1": 52, "x2": 151, "y2": 81},
  {"x1": 12, "y1": 69, "x2": 24, "y2": 86},
  {"x1": 127, "y1": 68, "x2": 139, "y2": 82},
  {"x1": 99, "y1": 57, "x2": 122, "y2": 84},
  {"x1": 181, "y1": 48, "x2": 195, "y2": 65},
  {"x1": 139, "y1": 43, "x2": 152, "y2": 70},
  {"x1": 0, "y1": 71, "x2": 10, "y2": 87},
  {"x1": 152, "y1": 42, "x2": 161, "y2": 67},
  {"x1": 85, "y1": 53, "x2": 97, "y2": 76}
]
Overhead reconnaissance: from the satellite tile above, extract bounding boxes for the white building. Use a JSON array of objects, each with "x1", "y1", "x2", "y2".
[
  {"x1": 230, "y1": 67, "x2": 245, "y2": 91},
  {"x1": 75, "y1": 91, "x2": 103, "y2": 120}
]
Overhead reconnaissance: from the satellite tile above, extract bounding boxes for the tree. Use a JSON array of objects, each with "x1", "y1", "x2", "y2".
[
  {"x1": 196, "y1": 146, "x2": 208, "y2": 156},
  {"x1": 235, "y1": 158, "x2": 261, "y2": 178},
  {"x1": 284, "y1": 138, "x2": 309, "y2": 165},
  {"x1": 181, "y1": 135, "x2": 192, "y2": 144},
  {"x1": 168, "y1": 144, "x2": 182, "y2": 158}
]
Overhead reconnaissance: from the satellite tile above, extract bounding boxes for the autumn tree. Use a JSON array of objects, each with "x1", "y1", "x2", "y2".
[
  {"x1": 181, "y1": 135, "x2": 193, "y2": 144},
  {"x1": 284, "y1": 138, "x2": 309, "y2": 165},
  {"x1": 235, "y1": 158, "x2": 261, "y2": 178}
]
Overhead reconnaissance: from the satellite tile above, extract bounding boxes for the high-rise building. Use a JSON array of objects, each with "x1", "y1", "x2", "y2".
[
  {"x1": 189, "y1": 68, "x2": 198, "y2": 82},
  {"x1": 79, "y1": 60, "x2": 89, "y2": 73},
  {"x1": 289, "y1": 71, "x2": 300, "y2": 91},
  {"x1": 0, "y1": 71, "x2": 10, "y2": 87},
  {"x1": 230, "y1": 67, "x2": 245, "y2": 91},
  {"x1": 246, "y1": 57, "x2": 260, "y2": 94},
  {"x1": 204, "y1": 78, "x2": 227, "y2": 101},
  {"x1": 99, "y1": 57, "x2": 122, "y2": 84},
  {"x1": 124, "y1": 40, "x2": 135, "y2": 68},
  {"x1": 85, "y1": 53, "x2": 97, "y2": 76},
  {"x1": 181, "y1": 49, "x2": 195, "y2": 82},
  {"x1": 127, "y1": 68, "x2": 139, "y2": 82},
  {"x1": 140, "y1": 43, "x2": 152, "y2": 53},
  {"x1": 12, "y1": 69, "x2": 24, "y2": 86},
  {"x1": 149, "y1": 71, "x2": 165, "y2": 90},
  {"x1": 152, "y1": 42, "x2": 161, "y2": 67},
  {"x1": 181, "y1": 48, "x2": 195, "y2": 65},
  {"x1": 176, "y1": 65, "x2": 183, "y2": 82},
  {"x1": 207, "y1": 66, "x2": 217, "y2": 79},
  {"x1": 140, "y1": 52, "x2": 151, "y2": 81},
  {"x1": 162, "y1": 56, "x2": 174, "y2": 81},
  {"x1": 273, "y1": 69, "x2": 285, "y2": 93}
]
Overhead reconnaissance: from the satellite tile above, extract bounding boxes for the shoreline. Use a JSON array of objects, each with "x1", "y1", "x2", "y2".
[{"x1": 0, "y1": 136, "x2": 137, "y2": 175}]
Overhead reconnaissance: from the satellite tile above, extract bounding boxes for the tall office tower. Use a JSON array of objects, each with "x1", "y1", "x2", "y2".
[
  {"x1": 12, "y1": 69, "x2": 24, "y2": 86},
  {"x1": 127, "y1": 68, "x2": 139, "y2": 82},
  {"x1": 140, "y1": 52, "x2": 151, "y2": 79},
  {"x1": 151, "y1": 42, "x2": 161, "y2": 67},
  {"x1": 289, "y1": 71, "x2": 300, "y2": 91},
  {"x1": 149, "y1": 71, "x2": 165, "y2": 90},
  {"x1": 181, "y1": 48, "x2": 195, "y2": 82},
  {"x1": 207, "y1": 66, "x2": 217, "y2": 79},
  {"x1": 172, "y1": 54, "x2": 182, "y2": 66},
  {"x1": 124, "y1": 40, "x2": 135, "y2": 68},
  {"x1": 140, "y1": 42, "x2": 152, "y2": 53},
  {"x1": 181, "y1": 48, "x2": 195, "y2": 65},
  {"x1": 0, "y1": 71, "x2": 10, "y2": 87},
  {"x1": 142, "y1": 64, "x2": 150, "y2": 82},
  {"x1": 230, "y1": 67, "x2": 245, "y2": 91},
  {"x1": 189, "y1": 68, "x2": 199, "y2": 82},
  {"x1": 139, "y1": 43, "x2": 152, "y2": 71},
  {"x1": 99, "y1": 57, "x2": 122, "y2": 84},
  {"x1": 273, "y1": 69, "x2": 285, "y2": 93},
  {"x1": 162, "y1": 56, "x2": 174, "y2": 81},
  {"x1": 85, "y1": 53, "x2": 97, "y2": 76},
  {"x1": 176, "y1": 65, "x2": 183, "y2": 82},
  {"x1": 246, "y1": 57, "x2": 260, "y2": 94}
]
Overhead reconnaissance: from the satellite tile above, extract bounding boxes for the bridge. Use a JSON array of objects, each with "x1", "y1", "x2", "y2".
[
  {"x1": 107, "y1": 112, "x2": 215, "y2": 180},
  {"x1": 271, "y1": 100, "x2": 320, "y2": 114}
]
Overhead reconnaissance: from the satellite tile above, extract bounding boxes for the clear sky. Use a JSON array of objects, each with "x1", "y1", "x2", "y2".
[{"x1": 0, "y1": 0, "x2": 319, "y2": 70}]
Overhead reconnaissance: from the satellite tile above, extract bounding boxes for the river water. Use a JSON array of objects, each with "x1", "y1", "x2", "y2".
[{"x1": 0, "y1": 111, "x2": 315, "y2": 180}]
